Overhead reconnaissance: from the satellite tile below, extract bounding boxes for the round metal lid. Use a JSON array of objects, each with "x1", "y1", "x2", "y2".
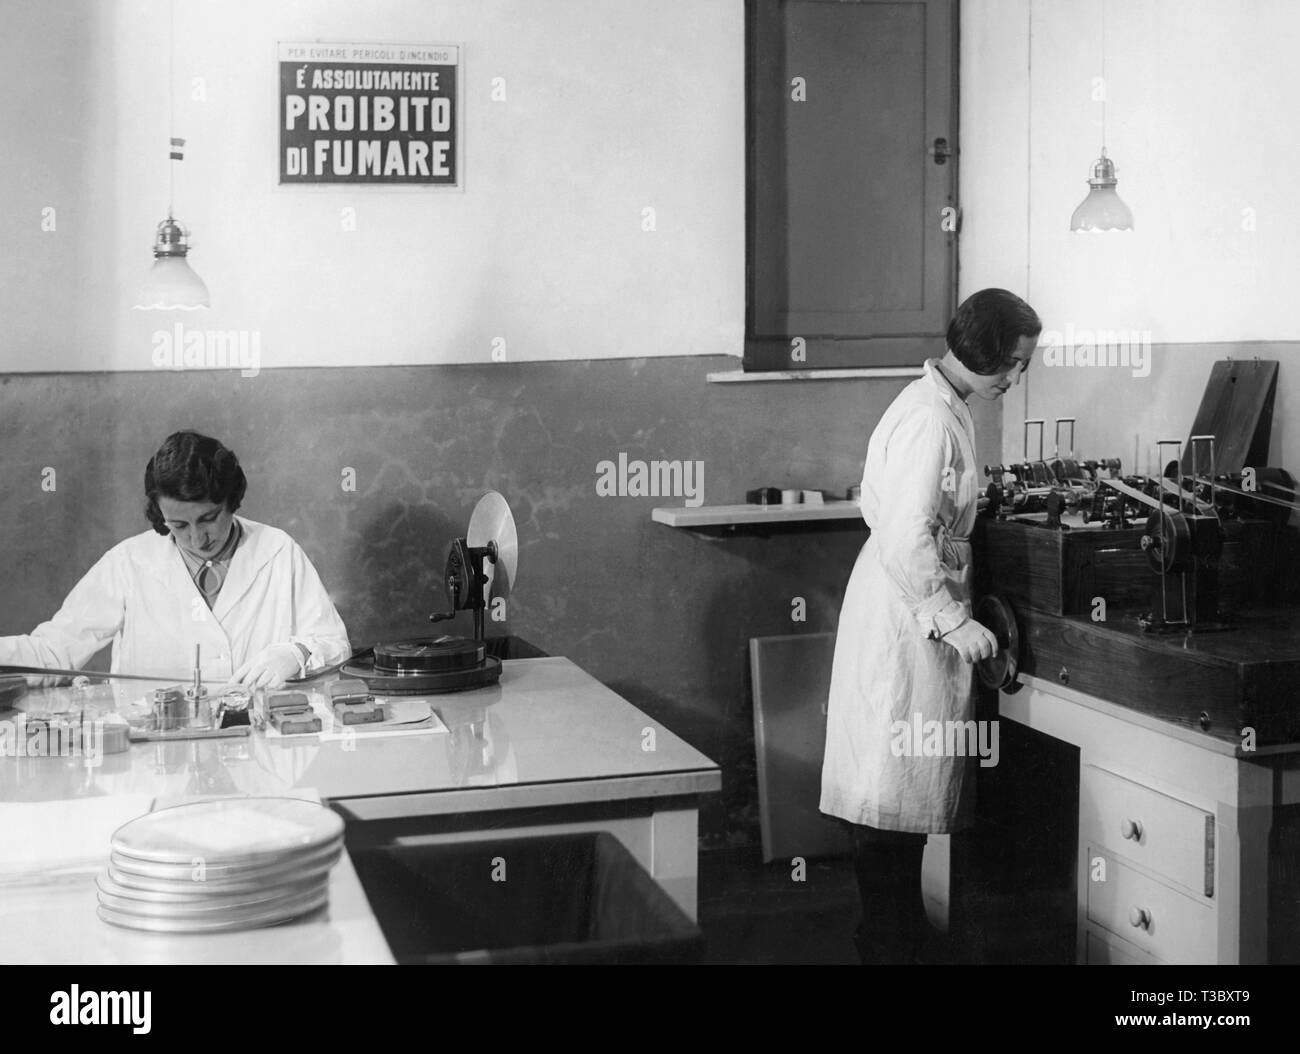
[
  {"x1": 109, "y1": 797, "x2": 344, "y2": 867},
  {"x1": 110, "y1": 839, "x2": 342, "y2": 881},
  {"x1": 97, "y1": 873, "x2": 327, "y2": 917},
  {"x1": 104, "y1": 853, "x2": 340, "y2": 897},
  {"x1": 98, "y1": 883, "x2": 329, "y2": 933}
]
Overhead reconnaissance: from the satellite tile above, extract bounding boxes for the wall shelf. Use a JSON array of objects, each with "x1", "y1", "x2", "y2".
[
  {"x1": 707, "y1": 367, "x2": 924, "y2": 384},
  {"x1": 652, "y1": 500, "x2": 863, "y2": 529}
]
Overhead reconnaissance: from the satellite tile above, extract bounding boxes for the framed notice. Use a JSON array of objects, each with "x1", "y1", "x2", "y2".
[{"x1": 278, "y1": 42, "x2": 460, "y2": 186}]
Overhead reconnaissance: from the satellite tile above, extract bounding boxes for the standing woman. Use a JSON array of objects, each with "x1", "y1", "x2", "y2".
[{"x1": 821, "y1": 288, "x2": 1041, "y2": 964}]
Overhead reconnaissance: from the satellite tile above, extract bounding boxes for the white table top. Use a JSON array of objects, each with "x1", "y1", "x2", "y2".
[
  {"x1": 0, "y1": 657, "x2": 719, "y2": 964},
  {"x1": 2, "y1": 658, "x2": 719, "y2": 808}
]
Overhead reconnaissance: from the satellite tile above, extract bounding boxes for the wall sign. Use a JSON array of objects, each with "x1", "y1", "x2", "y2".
[{"x1": 278, "y1": 42, "x2": 459, "y2": 185}]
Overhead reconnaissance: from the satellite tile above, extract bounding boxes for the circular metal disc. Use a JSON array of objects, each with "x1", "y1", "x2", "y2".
[
  {"x1": 110, "y1": 797, "x2": 343, "y2": 867},
  {"x1": 110, "y1": 840, "x2": 342, "y2": 881},
  {"x1": 105, "y1": 855, "x2": 340, "y2": 897},
  {"x1": 373, "y1": 637, "x2": 485, "y2": 674},
  {"x1": 98, "y1": 883, "x2": 329, "y2": 933},
  {"x1": 340, "y1": 654, "x2": 502, "y2": 695},
  {"x1": 1143, "y1": 509, "x2": 1190, "y2": 575},
  {"x1": 467, "y1": 491, "x2": 518, "y2": 600},
  {"x1": 97, "y1": 872, "x2": 327, "y2": 915},
  {"x1": 974, "y1": 594, "x2": 1020, "y2": 693}
]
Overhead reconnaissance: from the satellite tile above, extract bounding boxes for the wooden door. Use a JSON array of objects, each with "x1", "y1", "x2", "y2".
[{"x1": 747, "y1": 0, "x2": 958, "y2": 370}]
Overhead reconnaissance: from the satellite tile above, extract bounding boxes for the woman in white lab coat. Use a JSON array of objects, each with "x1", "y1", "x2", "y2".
[
  {"x1": 0, "y1": 431, "x2": 351, "y2": 689},
  {"x1": 820, "y1": 289, "x2": 1041, "y2": 964}
]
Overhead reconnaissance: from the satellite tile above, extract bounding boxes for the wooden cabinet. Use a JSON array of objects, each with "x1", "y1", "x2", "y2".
[{"x1": 996, "y1": 675, "x2": 1299, "y2": 964}]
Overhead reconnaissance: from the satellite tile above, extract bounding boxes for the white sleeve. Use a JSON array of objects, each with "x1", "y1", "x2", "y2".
[
  {"x1": 866, "y1": 410, "x2": 969, "y2": 638},
  {"x1": 0, "y1": 550, "x2": 128, "y2": 685},
  {"x1": 285, "y1": 543, "x2": 352, "y2": 671}
]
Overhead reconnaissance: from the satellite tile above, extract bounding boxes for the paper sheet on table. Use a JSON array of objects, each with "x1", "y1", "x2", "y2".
[
  {"x1": 0, "y1": 795, "x2": 154, "y2": 878},
  {"x1": 262, "y1": 697, "x2": 447, "y2": 741}
]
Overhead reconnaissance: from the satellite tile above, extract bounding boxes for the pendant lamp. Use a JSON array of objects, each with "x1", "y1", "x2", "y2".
[
  {"x1": 1070, "y1": 0, "x2": 1133, "y2": 233},
  {"x1": 135, "y1": 3, "x2": 209, "y2": 309}
]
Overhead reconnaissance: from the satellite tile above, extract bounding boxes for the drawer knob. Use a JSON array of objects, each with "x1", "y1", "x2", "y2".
[
  {"x1": 1128, "y1": 906, "x2": 1152, "y2": 930},
  {"x1": 1121, "y1": 818, "x2": 1144, "y2": 841}
]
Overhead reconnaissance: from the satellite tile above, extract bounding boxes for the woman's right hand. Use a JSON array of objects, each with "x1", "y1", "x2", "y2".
[{"x1": 942, "y1": 619, "x2": 999, "y2": 663}]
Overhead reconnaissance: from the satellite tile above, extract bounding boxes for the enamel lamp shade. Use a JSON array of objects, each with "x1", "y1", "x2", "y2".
[
  {"x1": 1070, "y1": 152, "x2": 1134, "y2": 233},
  {"x1": 134, "y1": 216, "x2": 210, "y2": 310}
]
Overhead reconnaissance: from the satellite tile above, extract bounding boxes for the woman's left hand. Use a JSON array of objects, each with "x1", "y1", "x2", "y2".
[{"x1": 232, "y1": 643, "x2": 303, "y2": 690}]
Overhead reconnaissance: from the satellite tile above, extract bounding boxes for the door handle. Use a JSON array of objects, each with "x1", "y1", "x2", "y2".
[{"x1": 929, "y1": 137, "x2": 952, "y2": 165}]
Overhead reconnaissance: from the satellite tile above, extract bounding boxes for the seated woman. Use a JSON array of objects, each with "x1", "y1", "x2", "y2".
[{"x1": 0, "y1": 431, "x2": 351, "y2": 689}]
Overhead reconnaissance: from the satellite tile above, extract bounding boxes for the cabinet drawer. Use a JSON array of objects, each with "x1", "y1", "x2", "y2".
[
  {"x1": 1086, "y1": 847, "x2": 1215, "y2": 964},
  {"x1": 1081, "y1": 765, "x2": 1214, "y2": 896},
  {"x1": 1086, "y1": 928, "x2": 1158, "y2": 965}
]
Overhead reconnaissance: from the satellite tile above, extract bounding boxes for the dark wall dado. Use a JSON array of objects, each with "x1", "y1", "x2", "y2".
[{"x1": 0, "y1": 356, "x2": 996, "y2": 843}]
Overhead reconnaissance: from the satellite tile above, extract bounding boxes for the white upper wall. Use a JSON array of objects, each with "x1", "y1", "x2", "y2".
[
  {"x1": 962, "y1": 0, "x2": 1300, "y2": 472},
  {"x1": 0, "y1": 0, "x2": 745, "y2": 371},
  {"x1": 963, "y1": 0, "x2": 1300, "y2": 340}
]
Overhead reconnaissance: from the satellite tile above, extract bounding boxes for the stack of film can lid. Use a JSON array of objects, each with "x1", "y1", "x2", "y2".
[{"x1": 96, "y1": 798, "x2": 344, "y2": 933}]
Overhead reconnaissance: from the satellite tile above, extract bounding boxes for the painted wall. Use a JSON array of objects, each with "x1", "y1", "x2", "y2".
[
  {"x1": 0, "y1": 0, "x2": 744, "y2": 372},
  {"x1": 0, "y1": 0, "x2": 1004, "y2": 845},
  {"x1": 0, "y1": 359, "x2": 999, "y2": 840},
  {"x1": 961, "y1": 0, "x2": 1300, "y2": 480}
]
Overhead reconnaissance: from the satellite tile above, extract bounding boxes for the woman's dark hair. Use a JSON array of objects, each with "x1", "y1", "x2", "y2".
[
  {"x1": 946, "y1": 288, "x2": 1042, "y2": 375},
  {"x1": 144, "y1": 431, "x2": 247, "y2": 535}
]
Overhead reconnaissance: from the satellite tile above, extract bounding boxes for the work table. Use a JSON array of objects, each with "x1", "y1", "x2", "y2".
[{"x1": 0, "y1": 657, "x2": 721, "y2": 964}]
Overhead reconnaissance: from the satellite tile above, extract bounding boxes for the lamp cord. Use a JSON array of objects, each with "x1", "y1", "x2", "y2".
[
  {"x1": 1101, "y1": 0, "x2": 1107, "y2": 154},
  {"x1": 1025, "y1": 0, "x2": 1033, "y2": 417},
  {"x1": 168, "y1": 0, "x2": 175, "y2": 217},
  {"x1": 1025, "y1": 0, "x2": 1032, "y2": 304}
]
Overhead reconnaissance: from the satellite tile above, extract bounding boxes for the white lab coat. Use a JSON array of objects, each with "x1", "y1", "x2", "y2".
[
  {"x1": 820, "y1": 360, "x2": 979, "y2": 833},
  {"x1": 0, "y1": 517, "x2": 352, "y2": 686}
]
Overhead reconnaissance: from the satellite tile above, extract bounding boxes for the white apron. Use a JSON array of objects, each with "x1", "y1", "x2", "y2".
[{"x1": 820, "y1": 360, "x2": 980, "y2": 833}]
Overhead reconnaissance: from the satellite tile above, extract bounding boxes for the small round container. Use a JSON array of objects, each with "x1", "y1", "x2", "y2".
[{"x1": 153, "y1": 686, "x2": 189, "y2": 731}]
